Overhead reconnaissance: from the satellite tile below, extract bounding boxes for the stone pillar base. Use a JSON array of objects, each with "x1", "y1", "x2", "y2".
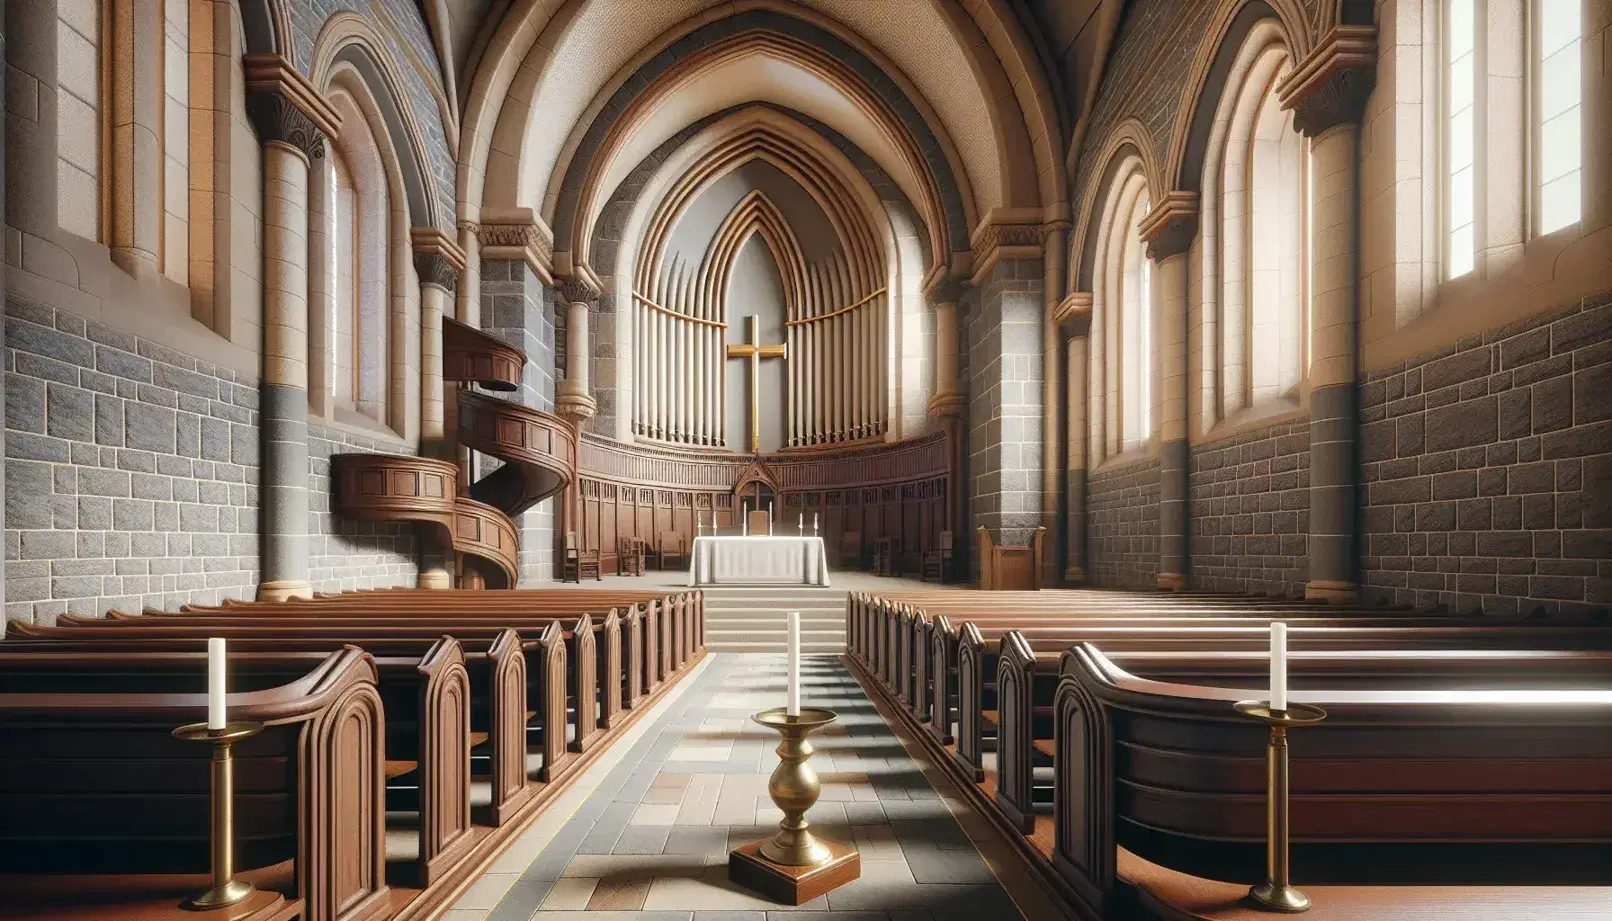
[
  {"x1": 1304, "y1": 580, "x2": 1358, "y2": 605},
  {"x1": 419, "y1": 570, "x2": 453, "y2": 590},
  {"x1": 1156, "y1": 572, "x2": 1187, "y2": 591},
  {"x1": 557, "y1": 390, "x2": 597, "y2": 424},
  {"x1": 257, "y1": 579, "x2": 313, "y2": 603},
  {"x1": 1063, "y1": 566, "x2": 1087, "y2": 584}
]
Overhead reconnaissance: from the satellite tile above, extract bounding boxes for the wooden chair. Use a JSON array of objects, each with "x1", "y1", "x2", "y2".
[
  {"x1": 656, "y1": 531, "x2": 687, "y2": 570},
  {"x1": 616, "y1": 537, "x2": 644, "y2": 576},
  {"x1": 874, "y1": 537, "x2": 896, "y2": 576},
  {"x1": 840, "y1": 530, "x2": 863, "y2": 569},
  {"x1": 921, "y1": 530, "x2": 953, "y2": 582},
  {"x1": 563, "y1": 532, "x2": 601, "y2": 583}
]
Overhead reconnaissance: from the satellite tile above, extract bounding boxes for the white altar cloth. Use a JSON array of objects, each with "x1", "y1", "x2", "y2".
[{"x1": 687, "y1": 536, "x2": 831, "y2": 587}]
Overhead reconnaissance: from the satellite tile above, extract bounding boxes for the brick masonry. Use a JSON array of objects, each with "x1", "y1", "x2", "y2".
[
  {"x1": 1188, "y1": 416, "x2": 1311, "y2": 596},
  {"x1": 966, "y1": 258, "x2": 1045, "y2": 550},
  {"x1": 480, "y1": 259, "x2": 558, "y2": 584},
  {"x1": 1086, "y1": 456, "x2": 1160, "y2": 589},
  {"x1": 5, "y1": 297, "x2": 261, "y2": 623},
  {"x1": 1359, "y1": 289, "x2": 1612, "y2": 615}
]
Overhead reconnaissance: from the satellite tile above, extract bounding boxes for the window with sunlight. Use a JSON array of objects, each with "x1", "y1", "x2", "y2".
[
  {"x1": 1446, "y1": 0, "x2": 1476, "y2": 276},
  {"x1": 1536, "y1": 0, "x2": 1581, "y2": 234}
]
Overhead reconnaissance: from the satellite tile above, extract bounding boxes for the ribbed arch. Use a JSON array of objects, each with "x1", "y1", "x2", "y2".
[{"x1": 1195, "y1": 21, "x2": 1307, "y2": 425}]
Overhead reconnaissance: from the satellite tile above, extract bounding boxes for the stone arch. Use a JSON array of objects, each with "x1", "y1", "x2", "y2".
[
  {"x1": 1167, "y1": 0, "x2": 1308, "y2": 196},
  {"x1": 309, "y1": 13, "x2": 442, "y2": 230},
  {"x1": 1071, "y1": 120, "x2": 1163, "y2": 292}
]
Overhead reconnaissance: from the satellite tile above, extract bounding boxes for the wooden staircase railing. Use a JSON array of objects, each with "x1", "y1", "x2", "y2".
[{"x1": 332, "y1": 319, "x2": 577, "y2": 588}]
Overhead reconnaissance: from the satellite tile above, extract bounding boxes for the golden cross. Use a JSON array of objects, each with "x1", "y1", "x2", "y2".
[{"x1": 726, "y1": 314, "x2": 786, "y2": 453}]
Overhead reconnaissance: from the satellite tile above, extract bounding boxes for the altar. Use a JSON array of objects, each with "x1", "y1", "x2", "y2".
[{"x1": 687, "y1": 535, "x2": 831, "y2": 587}]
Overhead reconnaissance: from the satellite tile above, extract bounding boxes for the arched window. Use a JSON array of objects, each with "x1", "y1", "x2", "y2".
[
  {"x1": 1090, "y1": 157, "x2": 1153, "y2": 459},
  {"x1": 1534, "y1": 0, "x2": 1581, "y2": 235},
  {"x1": 324, "y1": 93, "x2": 391, "y2": 425},
  {"x1": 1200, "y1": 24, "x2": 1306, "y2": 423}
]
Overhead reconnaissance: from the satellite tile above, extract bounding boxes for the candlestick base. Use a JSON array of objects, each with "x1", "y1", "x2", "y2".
[
  {"x1": 1234, "y1": 701, "x2": 1326, "y2": 914},
  {"x1": 729, "y1": 707, "x2": 860, "y2": 904},
  {"x1": 174, "y1": 720, "x2": 266, "y2": 911}
]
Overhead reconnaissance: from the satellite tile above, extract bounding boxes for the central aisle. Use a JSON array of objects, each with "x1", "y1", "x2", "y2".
[{"x1": 447, "y1": 653, "x2": 1055, "y2": 921}]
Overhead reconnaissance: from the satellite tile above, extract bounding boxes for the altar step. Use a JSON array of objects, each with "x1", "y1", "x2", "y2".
[{"x1": 699, "y1": 586, "x2": 847, "y2": 653}]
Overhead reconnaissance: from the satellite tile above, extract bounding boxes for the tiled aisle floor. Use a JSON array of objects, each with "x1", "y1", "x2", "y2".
[{"x1": 450, "y1": 653, "x2": 1056, "y2": 921}]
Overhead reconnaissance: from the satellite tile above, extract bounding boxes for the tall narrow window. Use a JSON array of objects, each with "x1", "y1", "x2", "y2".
[
  {"x1": 1536, "y1": 0, "x2": 1581, "y2": 234},
  {"x1": 1138, "y1": 245, "x2": 1151, "y2": 439},
  {"x1": 1446, "y1": 0, "x2": 1476, "y2": 277},
  {"x1": 332, "y1": 152, "x2": 359, "y2": 409}
]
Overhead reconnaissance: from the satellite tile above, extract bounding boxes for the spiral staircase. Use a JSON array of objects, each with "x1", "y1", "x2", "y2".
[{"x1": 331, "y1": 319, "x2": 577, "y2": 588}]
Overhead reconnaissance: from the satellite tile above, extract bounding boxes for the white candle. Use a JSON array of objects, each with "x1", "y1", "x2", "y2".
[
  {"x1": 768, "y1": 502, "x2": 774, "y2": 535},
  {"x1": 1270, "y1": 622, "x2": 1288, "y2": 712},
  {"x1": 813, "y1": 512, "x2": 819, "y2": 535},
  {"x1": 742, "y1": 501, "x2": 749, "y2": 536},
  {"x1": 207, "y1": 637, "x2": 227, "y2": 730},
  {"x1": 799, "y1": 510, "x2": 804, "y2": 533},
  {"x1": 787, "y1": 611, "x2": 801, "y2": 716}
]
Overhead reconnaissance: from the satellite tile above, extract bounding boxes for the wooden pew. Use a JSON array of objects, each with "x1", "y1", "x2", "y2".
[
  {"x1": 1052, "y1": 642, "x2": 1612, "y2": 914},
  {"x1": 0, "y1": 647, "x2": 389, "y2": 921},
  {"x1": 0, "y1": 638, "x2": 476, "y2": 888}
]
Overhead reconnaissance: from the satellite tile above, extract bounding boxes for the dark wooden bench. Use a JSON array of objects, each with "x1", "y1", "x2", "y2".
[{"x1": 0, "y1": 647, "x2": 388, "y2": 921}]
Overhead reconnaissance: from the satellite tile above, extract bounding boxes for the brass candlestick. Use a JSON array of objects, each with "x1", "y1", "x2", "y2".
[
  {"x1": 173, "y1": 720, "x2": 266, "y2": 910},
  {"x1": 1233, "y1": 701, "x2": 1327, "y2": 913},
  {"x1": 729, "y1": 707, "x2": 860, "y2": 904}
]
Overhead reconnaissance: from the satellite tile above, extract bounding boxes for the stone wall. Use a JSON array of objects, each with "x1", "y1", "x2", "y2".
[
  {"x1": 1086, "y1": 456, "x2": 1160, "y2": 589},
  {"x1": 966, "y1": 258, "x2": 1045, "y2": 547},
  {"x1": 5, "y1": 298, "x2": 260, "y2": 623},
  {"x1": 307, "y1": 424, "x2": 417, "y2": 592},
  {"x1": 1188, "y1": 416, "x2": 1311, "y2": 596},
  {"x1": 480, "y1": 260, "x2": 558, "y2": 583},
  {"x1": 1360, "y1": 289, "x2": 1612, "y2": 615}
]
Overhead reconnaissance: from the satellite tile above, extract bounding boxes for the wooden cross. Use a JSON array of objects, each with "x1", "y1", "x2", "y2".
[{"x1": 726, "y1": 314, "x2": 786, "y2": 453}]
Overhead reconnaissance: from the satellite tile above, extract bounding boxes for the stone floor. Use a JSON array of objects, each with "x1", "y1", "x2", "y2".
[{"x1": 445, "y1": 653, "x2": 1058, "y2": 921}]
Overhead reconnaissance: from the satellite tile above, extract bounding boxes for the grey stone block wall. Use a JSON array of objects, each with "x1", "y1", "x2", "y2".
[
  {"x1": 1189, "y1": 417, "x2": 1311, "y2": 596},
  {"x1": 307, "y1": 424, "x2": 417, "y2": 592},
  {"x1": 1359, "y1": 288, "x2": 1612, "y2": 615},
  {"x1": 1087, "y1": 457, "x2": 1160, "y2": 589},
  {"x1": 480, "y1": 260, "x2": 558, "y2": 583},
  {"x1": 966, "y1": 257, "x2": 1045, "y2": 547},
  {"x1": 4, "y1": 298, "x2": 260, "y2": 623}
]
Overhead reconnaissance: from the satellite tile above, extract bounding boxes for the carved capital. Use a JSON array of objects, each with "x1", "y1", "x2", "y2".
[
  {"x1": 927, "y1": 391, "x2": 967, "y2": 419},
  {"x1": 1278, "y1": 26, "x2": 1377, "y2": 137},
  {"x1": 1052, "y1": 292, "x2": 1093, "y2": 334},
  {"x1": 470, "y1": 209, "x2": 555, "y2": 282},
  {"x1": 411, "y1": 228, "x2": 466, "y2": 292},
  {"x1": 243, "y1": 54, "x2": 341, "y2": 161},
  {"x1": 926, "y1": 277, "x2": 967, "y2": 305},
  {"x1": 559, "y1": 275, "x2": 601, "y2": 305},
  {"x1": 557, "y1": 391, "x2": 598, "y2": 423},
  {"x1": 1137, "y1": 192, "x2": 1200, "y2": 261}
]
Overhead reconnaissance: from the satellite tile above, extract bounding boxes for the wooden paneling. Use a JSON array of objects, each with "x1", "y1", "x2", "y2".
[{"x1": 577, "y1": 431, "x2": 954, "y2": 574}]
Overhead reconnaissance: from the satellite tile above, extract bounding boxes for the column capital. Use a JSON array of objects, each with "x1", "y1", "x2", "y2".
[
  {"x1": 411, "y1": 227, "x2": 467, "y2": 292},
  {"x1": 1052, "y1": 291, "x2": 1093, "y2": 336},
  {"x1": 968, "y1": 209, "x2": 1052, "y2": 285},
  {"x1": 926, "y1": 392, "x2": 967, "y2": 419},
  {"x1": 468, "y1": 206, "x2": 555, "y2": 282},
  {"x1": 244, "y1": 54, "x2": 341, "y2": 161},
  {"x1": 557, "y1": 392, "x2": 598, "y2": 423},
  {"x1": 558, "y1": 274, "x2": 602, "y2": 305},
  {"x1": 1138, "y1": 192, "x2": 1200, "y2": 262},
  {"x1": 1278, "y1": 26, "x2": 1377, "y2": 138},
  {"x1": 924, "y1": 276, "x2": 968, "y2": 305}
]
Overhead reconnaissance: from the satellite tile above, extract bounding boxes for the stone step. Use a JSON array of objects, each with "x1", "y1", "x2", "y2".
[{"x1": 707, "y1": 643, "x2": 847, "y2": 654}]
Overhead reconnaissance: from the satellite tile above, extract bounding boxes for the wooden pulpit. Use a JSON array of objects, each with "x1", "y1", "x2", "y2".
[{"x1": 977, "y1": 526, "x2": 1046, "y2": 590}]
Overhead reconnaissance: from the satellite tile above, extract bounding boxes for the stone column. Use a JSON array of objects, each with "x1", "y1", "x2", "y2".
[
  {"x1": 1280, "y1": 28, "x2": 1376, "y2": 604},
  {"x1": 1139, "y1": 194, "x2": 1200, "y2": 590},
  {"x1": 926, "y1": 277, "x2": 967, "y2": 578},
  {"x1": 1040, "y1": 224, "x2": 1069, "y2": 584},
  {"x1": 412, "y1": 229, "x2": 466, "y2": 589},
  {"x1": 246, "y1": 57, "x2": 340, "y2": 602},
  {"x1": 109, "y1": 0, "x2": 163, "y2": 278},
  {"x1": 556, "y1": 275, "x2": 600, "y2": 425},
  {"x1": 1055, "y1": 293, "x2": 1093, "y2": 583}
]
